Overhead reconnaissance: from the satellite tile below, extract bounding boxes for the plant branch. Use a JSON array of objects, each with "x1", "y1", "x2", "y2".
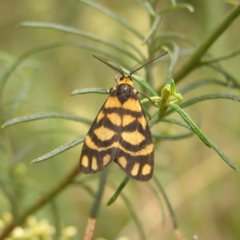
[
  {"x1": 174, "y1": 4, "x2": 240, "y2": 82},
  {"x1": 0, "y1": 165, "x2": 80, "y2": 240},
  {"x1": 83, "y1": 171, "x2": 107, "y2": 240}
]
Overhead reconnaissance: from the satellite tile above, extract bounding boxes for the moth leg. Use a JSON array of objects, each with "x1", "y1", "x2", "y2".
[
  {"x1": 137, "y1": 91, "x2": 155, "y2": 105},
  {"x1": 115, "y1": 74, "x2": 120, "y2": 84}
]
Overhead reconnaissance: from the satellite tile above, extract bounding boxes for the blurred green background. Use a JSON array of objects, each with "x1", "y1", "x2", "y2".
[{"x1": 1, "y1": 1, "x2": 240, "y2": 239}]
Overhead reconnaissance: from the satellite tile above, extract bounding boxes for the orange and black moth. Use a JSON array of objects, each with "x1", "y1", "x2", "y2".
[{"x1": 79, "y1": 55, "x2": 159, "y2": 181}]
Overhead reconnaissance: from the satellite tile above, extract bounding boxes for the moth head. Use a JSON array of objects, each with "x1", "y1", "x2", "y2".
[{"x1": 118, "y1": 75, "x2": 133, "y2": 87}]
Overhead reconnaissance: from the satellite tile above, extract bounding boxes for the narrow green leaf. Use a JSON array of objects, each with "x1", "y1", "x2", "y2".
[
  {"x1": 138, "y1": 0, "x2": 155, "y2": 16},
  {"x1": 210, "y1": 141, "x2": 238, "y2": 171},
  {"x1": 206, "y1": 64, "x2": 240, "y2": 89},
  {"x1": 20, "y1": 22, "x2": 138, "y2": 61},
  {"x1": 31, "y1": 136, "x2": 85, "y2": 163},
  {"x1": 160, "y1": 118, "x2": 193, "y2": 129},
  {"x1": 200, "y1": 48, "x2": 240, "y2": 65},
  {"x1": 78, "y1": 0, "x2": 143, "y2": 39},
  {"x1": 13, "y1": 142, "x2": 39, "y2": 163},
  {"x1": 146, "y1": 181, "x2": 166, "y2": 227},
  {"x1": 107, "y1": 176, "x2": 129, "y2": 206},
  {"x1": 19, "y1": 22, "x2": 107, "y2": 45},
  {"x1": 72, "y1": 75, "x2": 158, "y2": 99},
  {"x1": 122, "y1": 196, "x2": 145, "y2": 240},
  {"x1": 2, "y1": 113, "x2": 92, "y2": 128},
  {"x1": 123, "y1": 40, "x2": 145, "y2": 60},
  {"x1": 179, "y1": 93, "x2": 240, "y2": 109},
  {"x1": 4, "y1": 78, "x2": 32, "y2": 120},
  {"x1": 163, "y1": 43, "x2": 180, "y2": 83},
  {"x1": 108, "y1": 182, "x2": 146, "y2": 240},
  {"x1": 153, "y1": 176, "x2": 178, "y2": 228},
  {"x1": 142, "y1": 15, "x2": 162, "y2": 44},
  {"x1": 150, "y1": 116, "x2": 201, "y2": 134},
  {"x1": 169, "y1": 103, "x2": 212, "y2": 147},
  {"x1": 0, "y1": 41, "x2": 126, "y2": 96},
  {"x1": 179, "y1": 79, "x2": 227, "y2": 95},
  {"x1": 155, "y1": 31, "x2": 197, "y2": 46},
  {"x1": 71, "y1": 88, "x2": 108, "y2": 96},
  {"x1": 152, "y1": 131, "x2": 194, "y2": 141},
  {"x1": 148, "y1": 114, "x2": 160, "y2": 127},
  {"x1": 131, "y1": 73, "x2": 159, "y2": 96},
  {"x1": 159, "y1": 3, "x2": 194, "y2": 14}
]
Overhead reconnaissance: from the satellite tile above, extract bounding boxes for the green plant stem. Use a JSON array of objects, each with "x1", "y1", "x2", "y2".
[
  {"x1": 90, "y1": 170, "x2": 107, "y2": 218},
  {"x1": 107, "y1": 176, "x2": 129, "y2": 206},
  {"x1": 153, "y1": 176, "x2": 178, "y2": 229},
  {"x1": 0, "y1": 165, "x2": 80, "y2": 240},
  {"x1": 107, "y1": 181, "x2": 145, "y2": 240},
  {"x1": 174, "y1": 4, "x2": 240, "y2": 82}
]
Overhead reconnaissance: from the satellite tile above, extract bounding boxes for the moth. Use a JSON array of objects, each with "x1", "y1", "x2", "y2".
[{"x1": 79, "y1": 54, "x2": 165, "y2": 181}]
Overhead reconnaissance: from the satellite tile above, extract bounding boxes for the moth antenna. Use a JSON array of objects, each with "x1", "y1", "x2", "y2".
[
  {"x1": 93, "y1": 55, "x2": 124, "y2": 76},
  {"x1": 130, "y1": 52, "x2": 168, "y2": 76}
]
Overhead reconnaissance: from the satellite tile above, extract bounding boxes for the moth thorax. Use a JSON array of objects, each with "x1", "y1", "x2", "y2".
[{"x1": 117, "y1": 84, "x2": 133, "y2": 102}]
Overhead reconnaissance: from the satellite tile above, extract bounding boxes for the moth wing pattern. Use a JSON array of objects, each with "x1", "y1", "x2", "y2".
[
  {"x1": 80, "y1": 90, "x2": 122, "y2": 174},
  {"x1": 79, "y1": 53, "x2": 167, "y2": 180},
  {"x1": 79, "y1": 84, "x2": 154, "y2": 181},
  {"x1": 114, "y1": 92, "x2": 154, "y2": 181}
]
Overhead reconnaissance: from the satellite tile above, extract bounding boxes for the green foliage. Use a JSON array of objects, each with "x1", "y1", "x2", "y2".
[{"x1": 1, "y1": 1, "x2": 240, "y2": 240}]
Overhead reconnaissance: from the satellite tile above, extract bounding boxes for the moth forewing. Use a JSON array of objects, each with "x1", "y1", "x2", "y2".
[
  {"x1": 114, "y1": 89, "x2": 154, "y2": 181},
  {"x1": 80, "y1": 89, "x2": 122, "y2": 174},
  {"x1": 79, "y1": 77, "x2": 154, "y2": 181},
  {"x1": 79, "y1": 54, "x2": 166, "y2": 181}
]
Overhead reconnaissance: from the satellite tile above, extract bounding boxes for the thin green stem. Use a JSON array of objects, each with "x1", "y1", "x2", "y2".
[
  {"x1": 90, "y1": 170, "x2": 107, "y2": 218},
  {"x1": 174, "y1": 4, "x2": 240, "y2": 82},
  {"x1": 169, "y1": 103, "x2": 212, "y2": 147},
  {"x1": 107, "y1": 176, "x2": 130, "y2": 206},
  {"x1": 199, "y1": 48, "x2": 240, "y2": 65}
]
